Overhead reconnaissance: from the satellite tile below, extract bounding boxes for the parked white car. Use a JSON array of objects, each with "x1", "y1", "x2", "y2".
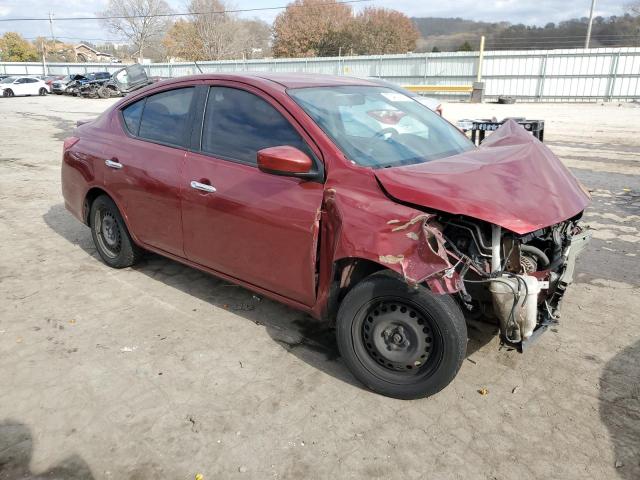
[{"x1": 0, "y1": 76, "x2": 49, "y2": 97}]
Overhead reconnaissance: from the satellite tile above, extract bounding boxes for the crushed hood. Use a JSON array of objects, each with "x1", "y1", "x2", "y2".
[{"x1": 374, "y1": 120, "x2": 591, "y2": 234}]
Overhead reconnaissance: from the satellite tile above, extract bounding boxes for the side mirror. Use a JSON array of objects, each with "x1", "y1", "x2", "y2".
[{"x1": 257, "y1": 146, "x2": 318, "y2": 180}]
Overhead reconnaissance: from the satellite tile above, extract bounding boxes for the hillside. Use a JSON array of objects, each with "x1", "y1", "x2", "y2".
[{"x1": 412, "y1": 15, "x2": 640, "y2": 51}]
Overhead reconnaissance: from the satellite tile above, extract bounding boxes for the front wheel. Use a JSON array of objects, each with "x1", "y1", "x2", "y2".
[
  {"x1": 336, "y1": 272, "x2": 467, "y2": 399},
  {"x1": 90, "y1": 195, "x2": 142, "y2": 268},
  {"x1": 3, "y1": 89, "x2": 14, "y2": 97},
  {"x1": 39, "y1": 87, "x2": 47, "y2": 96}
]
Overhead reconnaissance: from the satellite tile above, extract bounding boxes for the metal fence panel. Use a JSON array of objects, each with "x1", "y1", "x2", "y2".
[{"x1": 1, "y1": 47, "x2": 638, "y2": 101}]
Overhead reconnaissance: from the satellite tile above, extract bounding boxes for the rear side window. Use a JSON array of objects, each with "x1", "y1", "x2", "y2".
[
  {"x1": 137, "y1": 87, "x2": 194, "y2": 147},
  {"x1": 122, "y1": 99, "x2": 144, "y2": 135},
  {"x1": 201, "y1": 87, "x2": 308, "y2": 164}
]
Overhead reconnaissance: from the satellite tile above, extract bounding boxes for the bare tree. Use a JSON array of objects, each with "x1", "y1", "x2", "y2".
[
  {"x1": 101, "y1": 0, "x2": 172, "y2": 62},
  {"x1": 163, "y1": 0, "x2": 269, "y2": 61},
  {"x1": 627, "y1": 1, "x2": 640, "y2": 15},
  {"x1": 189, "y1": 0, "x2": 248, "y2": 60}
]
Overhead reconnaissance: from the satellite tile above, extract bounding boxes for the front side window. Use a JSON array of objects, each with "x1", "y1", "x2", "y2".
[
  {"x1": 289, "y1": 86, "x2": 473, "y2": 168},
  {"x1": 137, "y1": 87, "x2": 194, "y2": 147},
  {"x1": 201, "y1": 86, "x2": 308, "y2": 165}
]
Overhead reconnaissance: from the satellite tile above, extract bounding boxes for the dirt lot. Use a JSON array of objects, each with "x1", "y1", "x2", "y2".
[{"x1": 0, "y1": 95, "x2": 638, "y2": 480}]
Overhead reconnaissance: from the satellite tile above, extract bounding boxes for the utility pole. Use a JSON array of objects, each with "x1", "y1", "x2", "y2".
[
  {"x1": 41, "y1": 40, "x2": 47, "y2": 76},
  {"x1": 585, "y1": 0, "x2": 596, "y2": 48},
  {"x1": 48, "y1": 12, "x2": 56, "y2": 44}
]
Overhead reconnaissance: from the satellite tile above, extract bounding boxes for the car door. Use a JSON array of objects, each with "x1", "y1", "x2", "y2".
[
  {"x1": 103, "y1": 85, "x2": 197, "y2": 257},
  {"x1": 181, "y1": 84, "x2": 324, "y2": 306},
  {"x1": 12, "y1": 78, "x2": 28, "y2": 95},
  {"x1": 25, "y1": 78, "x2": 40, "y2": 94}
]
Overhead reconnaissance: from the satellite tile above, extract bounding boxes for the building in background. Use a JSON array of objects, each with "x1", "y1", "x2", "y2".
[{"x1": 74, "y1": 44, "x2": 113, "y2": 62}]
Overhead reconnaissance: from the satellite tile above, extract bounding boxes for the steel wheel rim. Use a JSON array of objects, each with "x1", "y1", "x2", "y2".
[
  {"x1": 94, "y1": 208, "x2": 122, "y2": 258},
  {"x1": 351, "y1": 296, "x2": 444, "y2": 384}
]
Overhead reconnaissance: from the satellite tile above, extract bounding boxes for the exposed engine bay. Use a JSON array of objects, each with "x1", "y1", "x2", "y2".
[{"x1": 440, "y1": 215, "x2": 591, "y2": 349}]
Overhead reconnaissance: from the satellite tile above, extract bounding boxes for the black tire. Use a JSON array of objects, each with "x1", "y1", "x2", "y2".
[
  {"x1": 89, "y1": 195, "x2": 142, "y2": 268},
  {"x1": 336, "y1": 272, "x2": 467, "y2": 399},
  {"x1": 97, "y1": 86, "x2": 111, "y2": 99},
  {"x1": 3, "y1": 89, "x2": 14, "y2": 97},
  {"x1": 39, "y1": 87, "x2": 47, "y2": 96}
]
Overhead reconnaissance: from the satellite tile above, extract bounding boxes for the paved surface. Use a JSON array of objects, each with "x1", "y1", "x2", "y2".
[{"x1": 0, "y1": 95, "x2": 638, "y2": 480}]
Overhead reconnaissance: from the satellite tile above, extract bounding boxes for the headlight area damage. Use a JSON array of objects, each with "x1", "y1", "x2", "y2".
[{"x1": 329, "y1": 120, "x2": 592, "y2": 351}]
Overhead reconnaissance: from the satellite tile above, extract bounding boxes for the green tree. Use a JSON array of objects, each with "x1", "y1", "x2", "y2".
[
  {"x1": 457, "y1": 40, "x2": 473, "y2": 51},
  {"x1": 431, "y1": 46, "x2": 441, "y2": 52},
  {"x1": 0, "y1": 33, "x2": 38, "y2": 61}
]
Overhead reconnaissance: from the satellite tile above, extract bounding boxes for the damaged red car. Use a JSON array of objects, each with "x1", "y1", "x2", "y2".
[{"x1": 61, "y1": 74, "x2": 591, "y2": 399}]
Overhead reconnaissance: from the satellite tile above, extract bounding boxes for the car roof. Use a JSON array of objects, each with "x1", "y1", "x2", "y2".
[{"x1": 154, "y1": 72, "x2": 382, "y2": 90}]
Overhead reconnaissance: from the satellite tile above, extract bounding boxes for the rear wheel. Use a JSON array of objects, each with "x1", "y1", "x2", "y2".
[
  {"x1": 90, "y1": 195, "x2": 142, "y2": 268},
  {"x1": 336, "y1": 272, "x2": 467, "y2": 399},
  {"x1": 97, "y1": 86, "x2": 111, "y2": 99},
  {"x1": 3, "y1": 89, "x2": 14, "y2": 97},
  {"x1": 39, "y1": 87, "x2": 47, "y2": 96}
]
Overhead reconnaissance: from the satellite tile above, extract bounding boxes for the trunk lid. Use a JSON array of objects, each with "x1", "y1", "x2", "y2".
[{"x1": 374, "y1": 120, "x2": 590, "y2": 234}]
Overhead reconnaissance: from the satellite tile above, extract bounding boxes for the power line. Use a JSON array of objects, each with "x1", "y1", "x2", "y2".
[
  {"x1": 22, "y1": 35, "x2": 126, "y2": 43},
  {"x1": 0, "y1": 0, "x2": 371, "y2": 22}
]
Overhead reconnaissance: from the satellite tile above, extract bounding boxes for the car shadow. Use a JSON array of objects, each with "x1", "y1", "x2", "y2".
[
  {"x1": 0, "y1": 419, "x2": 94, "y2": 479},
  {"x1": 599, "y1": 339, "x2": 640, "y2": 479},
  {"x1": 43, "y1": 203, "x2": 496, "y2": 392}
]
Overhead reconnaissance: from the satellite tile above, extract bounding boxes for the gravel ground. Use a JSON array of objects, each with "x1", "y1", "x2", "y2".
[{"x1": 0, "y1": 95, "x2": 638, "y2": 480}]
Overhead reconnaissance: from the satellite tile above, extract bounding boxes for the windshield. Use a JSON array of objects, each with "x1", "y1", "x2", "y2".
[
  {"x1": 289, "y1": 86, "x2": 473, "y2": 168},
  {"x1": 0, "y1": 77, "x2": 16, "y2": 84}
]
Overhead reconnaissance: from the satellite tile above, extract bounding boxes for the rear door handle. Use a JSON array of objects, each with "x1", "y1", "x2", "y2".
[
  {"x1": 190, "y1": 181, "x2": 216, "y2": 193},
  {"x1": 105, "y1": 159, "x2": 123, "y2": 169}
]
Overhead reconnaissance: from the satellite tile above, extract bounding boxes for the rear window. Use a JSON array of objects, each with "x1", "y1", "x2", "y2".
[
  {"x1": 135, "y1": 87, "x2": 194, "y2": 147},
  {"x1": 122, "y1": 99, "x2": 144, "y2": 135}
]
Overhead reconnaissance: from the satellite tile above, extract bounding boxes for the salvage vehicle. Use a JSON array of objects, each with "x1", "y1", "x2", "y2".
[
  {"x1": 51, "y1": 74, "x2": 85, "y2": 94},
  {"x1": 96, "y1": 63, "x2": 153, "y2": 98},
  {"x1": 61, "y1": 74, "x2": 591, "y2": 399},
  {"x1": 1, "y1": 76, "x2": 49, "y2": 97},
  {"x1": 66, "y1": 71, "x2": 111, "y2": 96}
]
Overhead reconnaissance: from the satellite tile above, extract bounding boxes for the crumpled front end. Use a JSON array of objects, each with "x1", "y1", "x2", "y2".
[{"x1": 438, "y1": 214, "x2": 591, "y2": 349}]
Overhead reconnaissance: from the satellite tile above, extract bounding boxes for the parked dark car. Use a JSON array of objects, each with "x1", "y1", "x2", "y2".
[
  {"x1": 51, "y1": 74, "x2": 85, "y2": 94},
  {"x1": 43, "y1": 75, "x2": 65, "y2": 89},
  {"x1": 66, "y1": 72, "x2": 112, "y2": 96},
  {"x1": 61, "y1": 73, "x2": 591, "y2": 399}
]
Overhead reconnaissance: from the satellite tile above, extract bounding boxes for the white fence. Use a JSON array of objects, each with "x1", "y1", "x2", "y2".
[{"x1": 2, "y1": 47, "x2": 639, "y2": 102}]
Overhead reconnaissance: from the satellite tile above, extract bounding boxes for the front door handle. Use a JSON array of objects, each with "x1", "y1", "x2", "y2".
[
  {"x1": 190, "y1": 180, "x2": 216, "y2": 193},
  {"x1": 105, "y1": 159, "x2": 123, "y2": 169}
]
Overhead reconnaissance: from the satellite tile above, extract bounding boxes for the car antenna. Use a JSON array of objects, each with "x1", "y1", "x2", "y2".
[{"x1": 194, "y1": 61, "x2": 203, "y2": 74}]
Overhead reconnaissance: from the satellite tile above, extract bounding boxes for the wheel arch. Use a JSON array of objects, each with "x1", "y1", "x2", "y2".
[
  {"x1": 324, "y1": 257, "x2": 395, "y2": 324},
  {"x1": 83, "y1": 186, "x2": 142, "y2": 248},
  {"x1": 83, "y1": 186, "x2": 109, "y2": 224}
]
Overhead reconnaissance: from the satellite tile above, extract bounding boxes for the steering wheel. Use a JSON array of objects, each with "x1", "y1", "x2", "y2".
[{"x1": 373, "y1": 128, "x2": 399, "y2": 140}]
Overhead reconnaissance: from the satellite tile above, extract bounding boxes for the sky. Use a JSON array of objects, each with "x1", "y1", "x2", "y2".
[{"x1": 0, "y1": 0, "x2": 628, "y2": 45}]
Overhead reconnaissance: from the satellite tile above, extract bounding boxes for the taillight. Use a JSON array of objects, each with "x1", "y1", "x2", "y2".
[{"x1": 63, "y1": 136, "x2": 80, "y2": 153}]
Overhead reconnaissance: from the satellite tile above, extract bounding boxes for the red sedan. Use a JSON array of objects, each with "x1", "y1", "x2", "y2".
[{"x1": 61, "y1": 73, "x2": 590, "y2": 399}]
